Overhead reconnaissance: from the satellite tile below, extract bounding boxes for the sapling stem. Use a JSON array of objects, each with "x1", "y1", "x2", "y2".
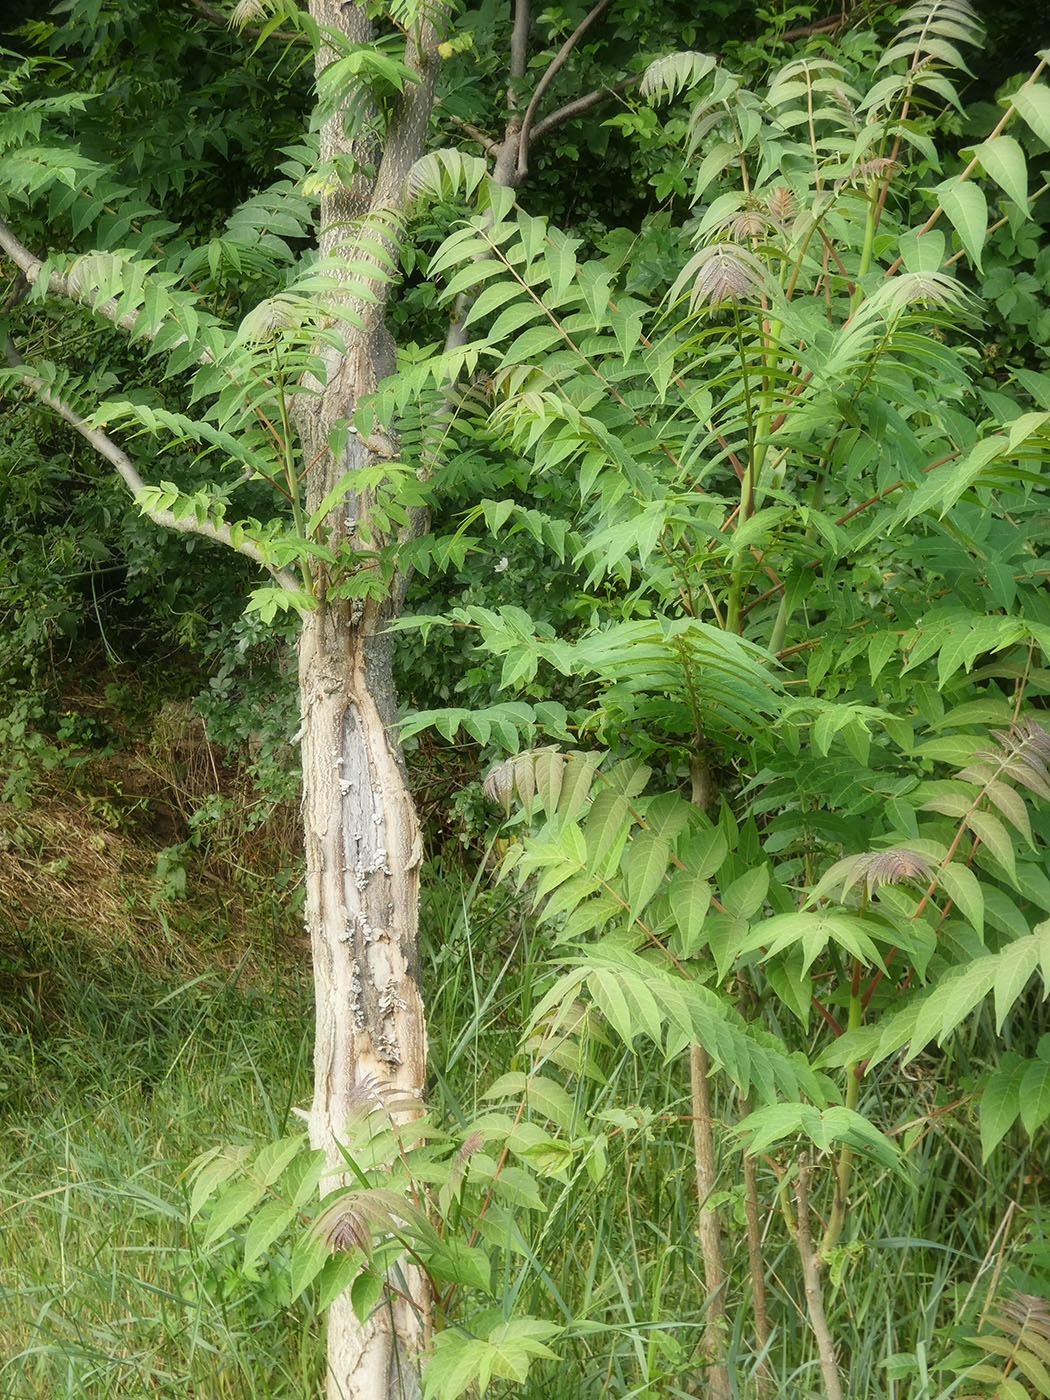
[
  {"x1": 793, "y1": 1158, "x2": 845, "y2": 1400},
  {"x1": 740, "y1": 1094, "x2": 772, "y2": 1399},
  {"x1": 689, "y1": 1042, "x2": 730, "y2": 1400},
  {"x1": 821, "y1": 950, "x2": 865, "y2": 1263}
]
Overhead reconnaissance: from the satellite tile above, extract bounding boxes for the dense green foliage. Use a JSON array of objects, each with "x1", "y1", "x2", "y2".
[{"x1": 4, "y1": 1, "x2": 1050, "y2": 1398}]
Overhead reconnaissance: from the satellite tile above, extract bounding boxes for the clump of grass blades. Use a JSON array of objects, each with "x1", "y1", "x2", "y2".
[{"x1": 0, "y1": 919, "x2": 319, "y2": 1400}]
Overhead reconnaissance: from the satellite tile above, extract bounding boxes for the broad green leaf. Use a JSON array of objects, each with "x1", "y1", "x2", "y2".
[
  {"x1": 243, "y1": 1199, "x2": 297, "y2": 1271},
  {"x1": 350, "y1": 1269, "x2": 386, "y2": 1325},
  {"x1": 463, "y1": 279, "x2": 525, "y2": 328},
  {"x1": 669, "y1": 872, "x2": 711, "y2": 955},
  {"x1": 557, "y1": 754, "x2": 600, "y2": 823},
  {"x1": 994, "y1": 935, "x2": 1041, "y2": 1030},
  {"x1": 1019, "y1": 1057, "x2": 1050, "y2": 1136},
  {"x1": 933, "y1": 178, "x2": 987, "y2": 270},
  {"x1": 485, "y1": 1073, "x2": 576, "y2": 1132},
  {"x1": 317, "y1": 1252, "x2": 361, "y2": 1311},
  {"x1": 764, "y1": 954, "x2": 812, "y2": 1029},
  {"x1": 289, "y1": 1227, "x2": 330, "y2": 1303},
  {"x1": 188, "y1": 1145, "x2": 251, "y2": 1218},
  {"x1": 966, "y1": 809, "x2": 1017, "y2": 882},
  {"x1": 738, "y1": 1103, "x2": 902, "y2": 1173},
  {"x1": 970, "y1": 1337, "x2": 1050, "y2": 1395},
  {"x1": 203, "y1": 1178, "x2": 268, "y2": 1248},
  {"x1": 722, "y1": 867, "x2": 771, "y2": 930},
  {"x1": 1009, "y1": 83, "x2": 1050, "y2": 148},
  {"x1": 285, "y1": 1149, "x2": 326, "y2": 1211},
  {"x1": 904, "y1": 957, "x2": 997, "y2": 1063},
  {"x1": 938, "y1": 863, "x2": 984, "y2": 939},
  {"x1": 499, "y1": 323, "x2": 565, "y2": 365},
  {"x1": 252, "y1": 1133, "x2": 309, "y2": 1188},
  {"x1": 980, "y1": 1060, "x2": 1024, "y2": 1160},
  {"x1": 680, "y1": 827, "x2": 729, "y2": 880},
  {"x1": 705, "y1": 912, "x2": 749, "y2": 983},
  {"x1": 743, "y1": 912, "x2": 884, "y2": 976},
  {"x1": 969, "y1": 134, "x2": 1029, "y2": 208},
  {"x1": 585, "y1": 790, "x2": 631, "y2": 874},
  {"x1": 420, "y1": 1238, "x2": 493, "y2": 1294}
]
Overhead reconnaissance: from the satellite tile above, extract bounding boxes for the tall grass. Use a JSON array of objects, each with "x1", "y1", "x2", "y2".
[
  {"x1": 0, "y1": 915, "x2": 320, "y2": 1399},
  {"x1": 2, "y1": 877, "x2": 1046, "y2": 1399}
]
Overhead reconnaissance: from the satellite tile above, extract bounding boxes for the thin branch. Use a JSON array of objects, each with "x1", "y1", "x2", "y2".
[
  {"x1": 517, "y1": 0, "x2": 613, "y2": 178},
  {"x1": 739, "y1": 1095, "x2": 772, "y2": 1399},
  {"x1": 884, "y1": 54, "x2": 1048, "y2": 278},
  {"x1": 780, "y1": 13, "x2": 852, "y2": 41},
  {"x1": 530, "y1": 72, "x2": 638, "y2": 144},
  {"x1": 0, "y1": 216, "x2": 166, "y2": 345},
  {"x1": 690, "y1": 1043, "x2": 731, "y2": 1400},
  {"x1": 793, "y1": 1159, "x2": 844, "y2": 1400},
  {"x1": 508, "y1": 0, "x2": 531, "y2": 108},
  {"x1": 0, "y1": 216, "x2": 222, "y2": 377},
  {"x1": 447, "y1": 113, "x2": 502, "y2": 157},
  {"x1": 2, "y1": 337, "x2": 299, "y2": 592},
  {"x1": 186, "y1": 0, "x2": 308, "y2": 44}
]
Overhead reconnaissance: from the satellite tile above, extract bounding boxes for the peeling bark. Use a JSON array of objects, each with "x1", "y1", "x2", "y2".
[
  {"x1": 293, "y1": 3, "x2": 444, "y2": 1391},
  {"x1": 298, "y1": 591, "x2": 429, "y2": 1399}
]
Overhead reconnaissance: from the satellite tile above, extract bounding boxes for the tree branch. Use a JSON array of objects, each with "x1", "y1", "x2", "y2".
[
  {"x1": 517, "y1": 0, "x2": 613, "y2": 178},
  {"x1": 508, "y1": 0, "x2": 531, "y2": 108},
  {"x1": 1, "y1": 336, "x2": 300, "y2": 592},
  {"x1": 529, "y1": 72, "x2": 638, "y2": 145},
  {"x1": 186, "y1": 0, "x2": 308, "y2": 44},
  {"x1": 0, "y1": 216, "x2": 219, "y2": 370},
  {"x1": 447, "y1": 113, "x2": 502, "y2": 157},
  {"x1": 0, "y1": 217, "x2": 148, "y2": 341}
]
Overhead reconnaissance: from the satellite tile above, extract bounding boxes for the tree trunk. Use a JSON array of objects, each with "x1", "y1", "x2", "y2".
[
  {"x1": 296, "y1": 324, "x2": 432, "y2": 1400},
  {"x1": 295, "y1": 5, "x2": 443, "y2": 1393},
  {"x1": 298, "y1": 584, "x2": 430, "y2": 1399}
]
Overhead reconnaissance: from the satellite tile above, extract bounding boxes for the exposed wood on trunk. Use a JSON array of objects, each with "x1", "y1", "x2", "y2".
[{"x1": 295, "y1": 5, "x2": 443, "y2": 1394}]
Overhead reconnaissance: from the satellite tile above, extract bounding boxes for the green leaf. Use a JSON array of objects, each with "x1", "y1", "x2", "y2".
[
  {"x1": 584, "y1": 790, "x2": 631, "y2": 873},
  {"x1": 764, "y1": 955, "x2": 812, "y2": 1029},
  {"x1": 499, "y1": 323, "x2": 565, "y2": 365},
  {"x1": 669, "y1": 873, "x2": 711, "y2": 955},
  {"x1": 966, "y1": 809, "x2": 1017, "y2": 883},
  {"x1": 252, "y1": 1133, "x2": 309, "y2": 1188},
  {"x1": 423, "y1": 1318, "x2": 561, "y2": 1400},
  {"x1": 243, "y1": 1199, "x2": 297, "y2": 1271},
  {"x1": 993, "y1": 935, "x2": 1039, "y2": 1031},
  {"x1": 484, "y1": 1073, "x2": 576, "y2": 1132},
  {"x1": 680, "y1": 828, "x2": 729, "y2": 880},
  {"x1": 285, "y1": 1149, "x2": 326, "y2": 1211},
  {"x1": 317, "y1": 1252, "x2": 361, "y2": 1311},
  {"x1": 909, "y1": 958, "x2": 995, "y2": 1057},
  {"x1": 980, "y1": 1060, "x2": 1024, "y2": 1160},
  {"x1": 970, "y1": 1337, "x2": 1050, "y2": 1395},
  {"x1": 289, "y1": 1227, "x2": 330, "y2": 1303},
  {"x1": 722, "y1": 866, "x2": 769, "y2": 921},
  {"x1": 203, "y1": 1178, "x2": 268, "y2": 1248},
  {"x1": 350, "y1": 1269, "x2": 386, "y2": 1324},
  {"x1": 970, "y1": 134, "x2": 1030, "y2": 207},
  {"x1": 625, "y1": 830, "x2": 671, "y2": 918},
  {"x1": 938, "y1": 863, "x2": 984, "y2": 939},
  {"x1": 737, "y1": 1104, "x2": 903, "y2": 1173},
  {"x1": 1009, "y1": 83, "x2": 1050, "y2": 148},
  {"x1": 420, "y1": 1238, "x2": 493, "y2": 1294},
  {"x1": 933, "y1": 178, "x2": 987, "y2": 270},
  {"x1": 188, "y1": 1146, "x2": 251, "y2": 1218},
  {"x1": 1019, "y1": 1057, "x2": 1050, "y2": 1136}
]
